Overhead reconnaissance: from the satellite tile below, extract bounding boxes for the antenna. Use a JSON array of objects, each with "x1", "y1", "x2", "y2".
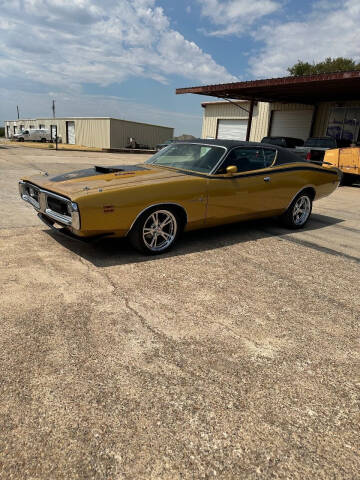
[
  {"x1": 17, "y1": 105, "x2": 20, "y2": 119},
  {"x1": 52, "y1": 99, "x2": 56, "y2": 118}
]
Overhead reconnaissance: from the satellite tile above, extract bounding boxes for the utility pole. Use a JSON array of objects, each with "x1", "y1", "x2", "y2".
[
  {"x1": 17, "y1": 105, "x2": 20, "y2": 119},
  {"x1": 52, "y1": 100, "x2": 58, "y2": 149}
]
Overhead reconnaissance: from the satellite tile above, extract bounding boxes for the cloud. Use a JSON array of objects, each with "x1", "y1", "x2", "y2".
[
  {"x1": 0, "y1": 0, "x2": 236, "y2": 91},
  {"x1": 250, "y1": 0, "x2": 360, "y2": 78},
  {"x1": 197, "y1": 0, "x2": 280, "y2": 36}
]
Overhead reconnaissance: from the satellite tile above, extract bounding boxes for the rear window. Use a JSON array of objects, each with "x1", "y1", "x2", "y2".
[
  {"x1": 304, "y1": 138, "x2": 335, "y2": 148},
  {"x1": 261, "y1": 137, "x2": 285, "y2": 146}
]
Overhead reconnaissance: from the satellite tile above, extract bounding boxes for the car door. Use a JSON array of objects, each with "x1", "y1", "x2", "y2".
[{"x1": 205, "y1": 146, "x2": 283, "y2": 226}]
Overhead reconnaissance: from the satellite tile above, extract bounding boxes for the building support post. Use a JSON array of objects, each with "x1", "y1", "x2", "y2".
[{"x1": 246, "y1": 99, "x2": 255, "y2": 141}]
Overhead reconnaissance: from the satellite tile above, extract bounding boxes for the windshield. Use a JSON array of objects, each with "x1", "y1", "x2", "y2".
[{"x1": 146, "y1": 143, "x2": 226, "y2": 174}]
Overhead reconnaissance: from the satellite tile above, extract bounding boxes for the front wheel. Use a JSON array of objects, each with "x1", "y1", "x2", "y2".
[
  {"x1": 40, "y1": 138, "x2": 47, "y2": 143},
  {"x1": 281, "y1": 193, "x2": 312, "y2": 229},
  {"x1": 128, "y1": 208, "x2": 180, "y2": 254}
]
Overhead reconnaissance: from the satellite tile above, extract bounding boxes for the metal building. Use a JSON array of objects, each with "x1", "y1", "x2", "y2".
[
  {"x1": 4, "y1": 117, "x2": 174, "y2": 149},
  {"x1": 178, "y1": 71, "x2": 360, "y2": 145},
  {"x1": 200, "y1": 101, "x2": 316, "y2": 142}
]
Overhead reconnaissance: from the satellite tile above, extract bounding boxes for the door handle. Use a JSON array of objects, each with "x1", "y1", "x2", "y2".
[{"x1": 264, "y1": 176, "x2": 271, "y2": 182}]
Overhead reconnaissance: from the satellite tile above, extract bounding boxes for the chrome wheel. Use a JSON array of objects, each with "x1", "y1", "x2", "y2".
[
  {"x1": 142, "y1": 210, "x2": 177, "y2": 252},
  {"x1": 292, "y1": 195, "x2": 311, "y2": 225}
]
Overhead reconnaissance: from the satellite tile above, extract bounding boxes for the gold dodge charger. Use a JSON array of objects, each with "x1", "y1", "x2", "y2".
[{"x1": 19, "y1": 140, "x2": 340, "y2": 254}]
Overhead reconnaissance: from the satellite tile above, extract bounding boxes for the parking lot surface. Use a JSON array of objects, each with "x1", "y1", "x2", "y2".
[{"x1": 0, "y1": 144, "x2": 359, "y2": 479}]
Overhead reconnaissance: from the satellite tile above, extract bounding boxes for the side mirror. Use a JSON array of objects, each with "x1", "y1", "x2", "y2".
[{"x1": 226, "y1": 165, "x2": 238, "y2": 175}]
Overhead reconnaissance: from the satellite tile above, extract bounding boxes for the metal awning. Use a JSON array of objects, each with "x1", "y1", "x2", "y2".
[{"x1": 176, "y1": 71, "x2": 360, "y2": 104}]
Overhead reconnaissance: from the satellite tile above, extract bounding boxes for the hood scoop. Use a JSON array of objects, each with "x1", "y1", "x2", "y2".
[{"x1": 95, "y1": 165, "x2": 126, "y2": 173}]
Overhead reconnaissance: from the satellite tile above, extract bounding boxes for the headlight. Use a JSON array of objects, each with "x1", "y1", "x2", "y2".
[{"x1": 67, "y1": 202, "x2": 81, "y2": 230}]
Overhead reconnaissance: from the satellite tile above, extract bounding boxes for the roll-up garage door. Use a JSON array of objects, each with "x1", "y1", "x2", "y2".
[
  {"x1": 270, "y1": 110, "x2": 313, "y2": 140},
  {"x1": 66, "y1": 121, "x2": 75, "y2": 144},
  {"x1": 217, "y1": 119, "x2": 248, "y2": 140}
]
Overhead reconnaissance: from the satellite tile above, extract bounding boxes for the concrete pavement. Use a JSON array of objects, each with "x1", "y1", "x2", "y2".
[{"x1": 0, "y1": 145, "x2": 359, "y2": 479}]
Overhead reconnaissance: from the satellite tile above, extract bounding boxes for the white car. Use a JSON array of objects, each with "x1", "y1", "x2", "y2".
[{"x1": 13, "y1": 129, "x2": 51, "y2": 143}]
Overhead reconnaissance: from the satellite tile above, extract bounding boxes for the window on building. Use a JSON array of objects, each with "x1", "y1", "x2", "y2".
[
  {"x1": 39, "y1": 124, "x2": 46, "y2": 129},
  {"x1": 326, "y1": 107, "x2": 360, "y2": 143}
]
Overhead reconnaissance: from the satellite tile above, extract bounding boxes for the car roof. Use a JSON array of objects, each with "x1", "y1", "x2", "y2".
[
  {"x1": 172, "y1": 138, "x2": 303, "y2": 164},
  {"x1": 175, "y1": 138, "x2": 269, "y2": 149}
]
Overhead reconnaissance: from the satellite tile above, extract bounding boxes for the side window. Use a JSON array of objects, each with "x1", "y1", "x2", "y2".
[
  {"x1": 263, "y1": 148, "x2": 277, "y2": 167},
  {"x1": 216, "y1": 147, "x2": 266, "y2": 173}
]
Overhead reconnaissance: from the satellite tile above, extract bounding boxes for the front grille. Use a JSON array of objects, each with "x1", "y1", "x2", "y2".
[
  {"x1": 20, "y1": 181, "x2": 75, "y2": 227},
  {"x1": 47, "y1": 196, "x2": 69, "y2": 216}
]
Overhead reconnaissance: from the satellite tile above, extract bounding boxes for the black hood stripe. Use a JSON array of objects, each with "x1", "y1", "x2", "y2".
[{"x1": 50, "y1": 164, "x2": 147, "y2": 182}]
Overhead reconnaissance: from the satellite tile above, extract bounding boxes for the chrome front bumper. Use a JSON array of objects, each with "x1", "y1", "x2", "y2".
[{"x1": 19, "y1": 181, "x2": 80, "y2": 229}]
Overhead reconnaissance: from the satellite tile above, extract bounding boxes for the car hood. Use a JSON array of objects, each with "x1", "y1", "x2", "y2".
[{"x1": 22, "y1": 164, "x2": 187, "y2": 198}]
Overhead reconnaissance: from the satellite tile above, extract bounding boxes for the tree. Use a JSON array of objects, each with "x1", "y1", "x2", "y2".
[{"x1": 288, "y1": 57, "x2": 360, "y2": 76}]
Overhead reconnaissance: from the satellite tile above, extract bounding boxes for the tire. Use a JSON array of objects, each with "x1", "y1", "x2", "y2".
[
  {"x1": 41, "y1": 138, "x2": 47, "y2": 143},
  {"x1": 281, "y1": 192, "x2": 313, "y2": 229},
  {"x1": 339, "y1": 173, "x2": 353, "y2": 186},
  {"x1": 18, "y1": 137, "x2": 24, "y2": 142},
  {"x1": 128, "y1": 207, "x2": 181, "y2": 254}
]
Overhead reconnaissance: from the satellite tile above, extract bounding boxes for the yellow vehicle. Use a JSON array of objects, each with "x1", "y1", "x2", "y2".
[
  {"x1": 19, "y1": 140, "x2": 340, "y2": 254},
  {"x1": 324, "y1": 147, "x2": 360, "y2": 185}
]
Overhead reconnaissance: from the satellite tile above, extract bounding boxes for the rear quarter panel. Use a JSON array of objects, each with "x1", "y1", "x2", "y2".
[{"x1": 269, "y1": 163, "x2": 340, "y2": 205}]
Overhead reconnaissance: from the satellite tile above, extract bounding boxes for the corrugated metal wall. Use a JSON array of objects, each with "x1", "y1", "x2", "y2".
[
  {"x1": 201, "y1": 101, "x2": 251, "y2": 139},
  {"x1": 202, "y1": 102, "x2": 315, "y2": 142},
  {"x1": 74, "y1": 118, "x2": 110, "y2": 148},
  {"x1": 110, "y1": 119, "x2": 173, "y2": 149},
  {"x1": 34, "y1": 118, "x2": 110, "y2": 148},
  {"x1": 5, "y1": 117, "x2": 171, "y2": 148},
  {"x1": 250, "y1": 102, "x2": 270, "y2": 141},
  {"x1": 36, "y1": 119, "x2": 66, "y2": 144}
]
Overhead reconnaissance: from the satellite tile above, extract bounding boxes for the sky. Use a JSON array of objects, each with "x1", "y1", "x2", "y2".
[{"x1": 1, "y1": 0, "x2": 360, "y2": 135}]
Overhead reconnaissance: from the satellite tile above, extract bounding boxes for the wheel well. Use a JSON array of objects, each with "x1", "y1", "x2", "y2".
[
  {"x1": 301, "y1": 187, "x2": 316, "y2": 200},
  {"x1": 129, "y1": 203, "x2": 188, "y2": 234}
]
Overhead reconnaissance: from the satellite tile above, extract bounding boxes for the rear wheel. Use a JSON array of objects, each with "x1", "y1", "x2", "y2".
[
  {"x1": 281, "y1": 192, "x2": 312, "y2": 229},
  {"x1": 128, "y1": 207, "x2": 181, "y2": 254},
  {"x1": 339, "y1": 173, "x2": 354, "y2": 186},
  {"x1": 41, "y1": 138, "x2": 47, "y2": 143},
  {"x1": 19, "y1": 137, "x2": 24, "y2": 142}
]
